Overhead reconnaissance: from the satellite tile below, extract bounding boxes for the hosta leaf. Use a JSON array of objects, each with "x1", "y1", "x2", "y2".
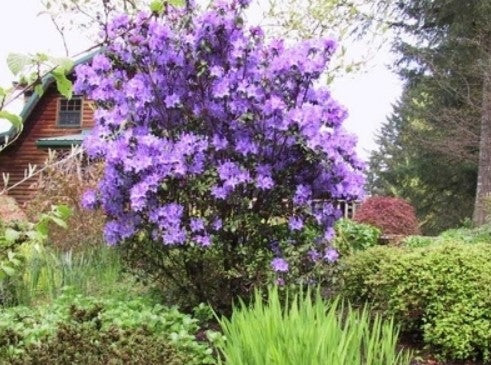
[
  {"x1": 0, "y1": 111, "x2": 23, "y2": 131},
  {"x1": 34, "y1": 84, "x2": 45, "y2": 97},
  {"x1": 6, "y1": 53, "x2": 30, "y2": 76},
  {"x1": 50, "y1": 57, "x2": 74, "y2": 72},
  {"x1": 51, "y1": 67, "x2": 73, "y2": 99}
]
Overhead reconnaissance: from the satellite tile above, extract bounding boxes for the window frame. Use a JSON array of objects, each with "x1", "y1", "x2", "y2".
[{"x1": 56, "y1": 96, "x2": 83, "y2": 128}]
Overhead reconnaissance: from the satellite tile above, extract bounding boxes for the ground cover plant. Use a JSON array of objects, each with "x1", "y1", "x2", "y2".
[
  {"x1": 341, "y1": 242, "x2": 491, "y2": 362},
  {"x1": 76, "y1": 0, "x2": 364, "y2": 310},
  {"x1": 0, "y1": 293, "x2": 216, "y2": 364},
  {"x1": 216, "y1": 286, "x2": 412, "y2": 365}
]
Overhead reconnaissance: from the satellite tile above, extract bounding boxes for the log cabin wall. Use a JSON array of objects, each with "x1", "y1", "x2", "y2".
[{"x1": 0, "y1": 85, "x2": 94, "y2": 206}]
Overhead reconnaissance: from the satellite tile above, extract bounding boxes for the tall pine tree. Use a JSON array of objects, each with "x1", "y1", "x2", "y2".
[{"x1": 369, "y1": 0, "x2": 490, "y2": 232}]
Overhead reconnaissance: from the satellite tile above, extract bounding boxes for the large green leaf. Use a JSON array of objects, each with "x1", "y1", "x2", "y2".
[
  {"x1": 6, "y1": 53, "x2": 30, "y2": 76},
  {"x1": 51, "y1": 67, "x2": 73, "y2": 99},
  {"x1": 0, "y1": 110, "x2": 23, "y2": 131},
  {"x1": 34, "y1": 84, "x2": 45, "y2": 97},
  {"x1": 50, "y1": 57, "x2": 74, "y2": 73},
  {"x1": 150, "y1": 0, "x2": 164, "y2": 13}
]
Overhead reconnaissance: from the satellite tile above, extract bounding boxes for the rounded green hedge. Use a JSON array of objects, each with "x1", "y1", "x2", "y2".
[{"x1": 340, "y1": 242, "x2": 491, "y2": 361}]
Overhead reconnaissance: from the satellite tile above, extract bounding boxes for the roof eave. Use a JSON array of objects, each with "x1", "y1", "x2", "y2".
[{"x1": 36, "y1": 139, "x2": 83, "y2": 148}]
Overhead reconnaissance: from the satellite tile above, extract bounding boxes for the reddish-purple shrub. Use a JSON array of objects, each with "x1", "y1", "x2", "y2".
[{"x1": 354, "y1": 196, "x2": 420, "y2": 236}]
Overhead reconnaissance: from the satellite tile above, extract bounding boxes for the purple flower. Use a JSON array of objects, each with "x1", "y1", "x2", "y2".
[
  {"x1": 164, "y1": 93, "x2": 181, "y2": 108},
  {"x1": 288, "y1": 216, "x2": 304, "y2": 231},
  {"x1": 308, "y1": 249, "x2": 321, "y2": 262},
  {"x1": 323, "y1": 227, "x2": 335, "y2": 241},
  {"x1": 271, "y1": 258, "x2": 289, "y2": 272},
  {"x1": 212, "y1": 134, "x2": 228, "y2": 150},
  {"x1": 190, "y1": 217, "x2": 205, "y2": 232},
  {"x1": 293, "y1": 184, "x2": 312, "y2": 206},
  {"x1": 81, "y1": 189, "x2": 98, "y2": 210},
  {"x1": 235, "y1": 136, "x2": 258, "y2": 156},
  {"x1": 194, "y1": 234, "x2": 212, "y2": 247},
  {"x1": 162, "y1": 225, "x2": 187, "y2": 245},
  {"x1": 238, "y1": 0, "x2": 251, "y2": 7},
  {"x1": 74, "y1": 0, "x2": 365, "y2": 257},
  {"x1": 257, "y1": 175, "x2": 274, "y2": 190},
  {"x1": 324, "y1": 248, "x2": 339, "y2": 263},
  {"x1": 149, "y1": 203, "x2": 184, "y2": 228},
  {"x1": 211, "y1": 185, "x2": 230, "y2": 200},
  {"x1": 212, "y1": 217, "x2": 223, "y2": 231}
]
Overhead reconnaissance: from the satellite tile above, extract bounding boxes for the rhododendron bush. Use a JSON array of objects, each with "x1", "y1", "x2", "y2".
[{"x1": 76, "y1": 0, "x2": 364, "y2": 308}]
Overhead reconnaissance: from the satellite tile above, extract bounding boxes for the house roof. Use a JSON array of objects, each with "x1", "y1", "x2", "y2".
[
  {"x1": 36, "y1": 130, "x2": 91, "y2": 148},
  {"x1": 0, "y1": 50, "x2": 98, "y2": 142}
]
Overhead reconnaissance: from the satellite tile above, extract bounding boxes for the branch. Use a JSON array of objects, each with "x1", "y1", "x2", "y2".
[{"x1": 0, "y1": 146, "x2": 84, "y2": 196}]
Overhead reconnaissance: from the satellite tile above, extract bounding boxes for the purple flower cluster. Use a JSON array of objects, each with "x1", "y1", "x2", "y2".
[
  {"x1": 75, "y1": 0, "x2": 364, "y2": 250},
  {"x1": 271, "y1": 258, "x2": 289, "y2": 273}
]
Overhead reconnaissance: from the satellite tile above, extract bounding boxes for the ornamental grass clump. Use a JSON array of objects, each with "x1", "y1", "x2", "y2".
[
  {"x1": 76, "y1": 0, "x2": 364, "y2": 309},
  {"x1": 216, "y1": 287, "x2": 412, "y2": 365}
]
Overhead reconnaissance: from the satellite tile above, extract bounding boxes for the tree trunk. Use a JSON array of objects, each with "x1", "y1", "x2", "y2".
[{"x1": 473, "y1": 35, "x2": 491, "y2": 226}]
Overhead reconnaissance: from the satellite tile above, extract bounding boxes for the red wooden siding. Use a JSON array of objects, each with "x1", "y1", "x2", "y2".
[{"x1": 0, "y1": 85, "x2": 94, "y2": 206}]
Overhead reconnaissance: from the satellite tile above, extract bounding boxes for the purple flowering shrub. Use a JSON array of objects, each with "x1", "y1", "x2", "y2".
[{"x1": 76, "y1": 0, "x2": 364, "y2": 310}]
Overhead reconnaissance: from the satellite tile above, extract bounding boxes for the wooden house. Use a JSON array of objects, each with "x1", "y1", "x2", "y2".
[{"x1": 0, "y1": 54, "x2": 95, "y2": 206}]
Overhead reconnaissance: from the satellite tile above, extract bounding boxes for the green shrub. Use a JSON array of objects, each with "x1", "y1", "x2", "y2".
[
  {"x1": 122, "y1": 223, "x2": 339, "y2": 313},
  {"x1": 340, "y1": 243, "x2": 491, "y2": 361},
  {"x1": 333, "y1": 219, "x2": 380, "y2": 255},
  {"x1": 438, "y1": 224, "x2": 491, "y2": 244},
  {"x1": 400, "y1": 235, "x2": 435, "y2": 248},
  {"x1": 216, "y1": 287, "x2": 411, "y2": 365},
  {"x1": 0, "y1": 294, "x2": 216, "y2": 364}
]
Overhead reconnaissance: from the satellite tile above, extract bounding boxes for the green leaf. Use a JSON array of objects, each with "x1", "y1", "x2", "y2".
[
  {"x1": 1, "y1": 264, "x2": 16, "y2": 277},
  {"x1": 51, "y1": 67, "x2": 73, "y2": 99},
  {"x1": 55, "y1": 204, "x2": 72, "y2": 221},
  {"x1": 169, "y1": 0, "x2": 185, "y2": 6},
  {"x1": 6, "y1": 53, "x2": 30, "y2": 76},
  {"x1": 149, "y1": 0, "x2": 164, "y2": 13},
  {"x1": 34, "y1": 84, "x2": 45, "y2": 97},
  {"x1": 0, "y1": 111, "x2": 23, "y2": 131},
  {"x1": 4, "y1": 228, "x2": 20, "y2": 243},
  {"x1": 50, "y1": 57, "x2": 74, "y2": 73},
  {"x1": 51, "y1": 217, "x2": 68, "y2": 229},
  {"x1": 36, "y1": 220, "x2": 50, "y2": 238}
]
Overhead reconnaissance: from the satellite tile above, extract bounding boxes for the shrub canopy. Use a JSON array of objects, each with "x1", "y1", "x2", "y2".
[
  {"x1": 354, "y1": 196, "x2": 419, "y2": 235},
  {"x1": 75, "y1": 0, "x2": 363, "y2": 284}
]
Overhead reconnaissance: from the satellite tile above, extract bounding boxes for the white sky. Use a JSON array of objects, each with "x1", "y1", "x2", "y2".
[{"x1": 0, "y1": 0, "x2": 403, "y2": 160}]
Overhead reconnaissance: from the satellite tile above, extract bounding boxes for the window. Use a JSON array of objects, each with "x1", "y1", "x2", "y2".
[{"x1": 58, "y1": 98, "x2": 82, "y2": 127}]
